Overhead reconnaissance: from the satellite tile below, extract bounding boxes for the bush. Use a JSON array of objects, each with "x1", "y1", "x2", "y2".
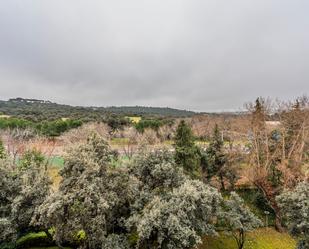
[
  {"x1": 134, "y1": 119, "x2": 163, "y2": 133},
  {"x1": 16, "y1": 232, "x2": 53, "y2": 249},
  {"x1": 0, "y1": 117, "x2": 82, "y2": 137}
]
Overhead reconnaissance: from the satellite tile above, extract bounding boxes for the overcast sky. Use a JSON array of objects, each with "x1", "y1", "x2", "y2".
[{"x1": 0, "y1": 1, "x2": 308, "y2": 111}]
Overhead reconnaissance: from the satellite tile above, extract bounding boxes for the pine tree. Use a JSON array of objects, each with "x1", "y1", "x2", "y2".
[
  {"x1": 174, "y1": 120, "x2": 200, "y2": 175},
  {"x1": 205, "y1": 124, "x2": 227, "y2": 190}
]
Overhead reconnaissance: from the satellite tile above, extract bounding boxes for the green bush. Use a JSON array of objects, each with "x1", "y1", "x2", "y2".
[
  {"x1": 16, "y1": 232, "x2": 53, "y2": 249},
  {"x1": 237, "y1": 188, "x2": 275, "y2": 226},
  {"x1": 0, "y1": 118, "x2": 82, "y2": 137},
  {"x1": 0, "y1": 242, "x2": 15, "y2": 249},
  {"x1": 0, "y1": 118, "x2": 33, "y2": 129},
  {"x1": 134, "y1": 118, "x2": 163, "y2": 132}
]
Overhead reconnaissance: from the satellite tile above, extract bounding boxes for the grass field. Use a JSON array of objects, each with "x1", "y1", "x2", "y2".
[
  {"x1": 198, "y1": 228, "x2": 296, "y2": 249},
  {"x1": 18, "y1": 228, "x2": 296, "y2": 249}
]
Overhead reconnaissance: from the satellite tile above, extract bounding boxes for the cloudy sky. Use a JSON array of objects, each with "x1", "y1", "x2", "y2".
[{"x1": 0, "y1": 0, "x2": 308, "y2": 111}]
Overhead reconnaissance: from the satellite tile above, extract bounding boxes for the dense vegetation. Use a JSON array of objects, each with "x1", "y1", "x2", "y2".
[
  {"x1": 0, "y1": 134, "x2": 262, "y2": 249},
  {"x1": 0, "y1": 98, "x2": 196, "y2": 122},
  {"x1": 0, "y1": 96, "x2": 308, "y2": 249},
  {"x1": 0, "y1": 118, "x2": 82, "y2": 137}
]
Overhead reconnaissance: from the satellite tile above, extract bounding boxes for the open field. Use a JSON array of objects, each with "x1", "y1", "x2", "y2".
[{"x1": 199, "y1": 228, "x2": 296, "y2": 249}]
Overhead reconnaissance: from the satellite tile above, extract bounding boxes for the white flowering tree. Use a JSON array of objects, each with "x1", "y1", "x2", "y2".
[
  {"x1": 223, "y1": 192, "x2": 262, "y2": 249},
  {"x1": 128, "y1": 179, "x2": 222, "y2": 249},
  {"x1": 277, "y1": 182, "x2": 309, "y2": 249},
  {"x1": 31, "y1": 137, "x2": 225, "y2": 249},
  {"x1": 32, "y1": 134, "x2": 137, "y2": 249},
  {"x1": 0, "y1": 149, "x2": 50, "y2": 247}
]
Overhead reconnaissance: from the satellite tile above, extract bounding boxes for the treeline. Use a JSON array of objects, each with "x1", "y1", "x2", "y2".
[
  {"x1": 0, "y1": 118, "x2": 82, "y2": 137},
  {"x1": 104, "y1": 106, "x2": 196, "y2": 117},
  {"x1": 134, "y1": 118, "x2": 174, "y2": 133},
  {"x1": 0, "y1": 98, "x2": 196, "y2": 122}
]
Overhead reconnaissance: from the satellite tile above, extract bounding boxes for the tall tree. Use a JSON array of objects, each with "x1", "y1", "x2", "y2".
[
  {"x1": 0, "y1": 149, "x2": 50, "y2": 247},
  {"x1": 246, "y1": 97, "x2": 309, "y2": 231},
  {"x1": 32, "y1": 134, "x2": 135, "y2": 249},
  {"x1": 204, "y1": 124, "x2": 227, "y2": 190},
  {"x1": 174, "y1": 120, "x2": 200, "y2": 175},
  {"x1": 130, "y1": 180, "x2": 222, "y2": 249}
]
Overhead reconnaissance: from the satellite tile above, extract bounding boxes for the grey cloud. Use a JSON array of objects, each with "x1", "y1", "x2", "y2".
[{"x1": 0, "y1": 0, "x2": 308, "y2": 111}]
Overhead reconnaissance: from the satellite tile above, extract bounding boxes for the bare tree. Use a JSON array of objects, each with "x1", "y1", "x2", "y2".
[{"x1": 246, "y1": 97, "x2": 309, "y2": 231}]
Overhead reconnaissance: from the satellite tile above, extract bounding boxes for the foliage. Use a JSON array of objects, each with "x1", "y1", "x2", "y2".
[
  {"x1": 129, "y1": 149, "x2": 185, "y2": 191},
  {"x1": 32, "y1": 134, "x2": 136, "y2": 249},
  {"x1": 129, "y1": 180, "x2": 222, "y2": 249},
  {"x1": 0, "y1": 118, "x2": 33, "y2": 129},
  {"x1": 19, "y1": 150, "x2": 45, "y2": 170},
  {"x1": 203, "y1": 124, "x2": 227, "y2": 190},
  {"x1": 0, "y1": 98, "x2": 195, "y2": 123},
  {"x1": 277, "y1": 182, "x2": 309, "y2": 249},
  {"x1": 126, "y1": 149, "x2": 222, "y2": 249},
  {"x1": 246, "y1": 97, "x2": 309, "y2": 231},
  {"x1": 0, "y1": 151, "x2": 50, "y2": 246},
  {"x1": 0, "y1": 139, "x2": 6, "y2": 159},
  {"x1": 106, "y1": 115, "x2": 130, "y2": 132},
  {"x1": 101, "y1": 234, "x2": 130, "y2": 249},
  {"x1": 0, "y1": 117, "x2": 82, "y2": 137},
  {"x1": 16, "y1": 231, "x2": 53, "y2": 249},
  {"x1": 222, "y1": 192, "x2": 262, "y2": 249},
  {"x1": 174, "y1": 120, "x2": 201, "y2": 175},
  {"x1": 38, "y1": 119, "x2": 82, "y2": 137},
  {"x1": 29, "y1": 136, "x2": 225, "y2": 249},
  {"x1": 134, "y1": 119, "x2": 162, "y2": 133},
  {"x1": 236, "y1": 188, "x2": 275, "y2": 226},
  {"x1": 198, "y1": 228, "x2": 296, "y2": 249}
]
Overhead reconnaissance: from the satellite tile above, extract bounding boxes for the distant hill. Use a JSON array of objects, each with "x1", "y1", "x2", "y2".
[
  {"x1": 102, "y1": 106, "x2": 196, "y2": 117},
  {"x1": 0, "y1": 98, "x2": 196, "y2": 121}
]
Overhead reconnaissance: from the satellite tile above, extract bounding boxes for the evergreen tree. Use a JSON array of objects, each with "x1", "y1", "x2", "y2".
[
  {"x1": 205, "y1": 124, "x2": 227, "y2": 190},
  {"x1": 0, "y1": 139, "x2": 5, "y2": 159},
  {"x1": 252, "y1": 97, "x2": 265, "y2": 130},
  {"x1": 174, "y1": 120, "x2": 200, "y2": 175}
]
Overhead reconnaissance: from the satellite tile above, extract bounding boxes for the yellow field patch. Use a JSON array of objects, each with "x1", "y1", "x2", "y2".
[{"x1": 126, "y1": 116, "x2": 142, "y2": 123}]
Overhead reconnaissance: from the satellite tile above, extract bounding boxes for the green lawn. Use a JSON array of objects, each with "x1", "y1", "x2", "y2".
[
  {"x1": 17, "y1": 228, "x2": 295, "y2": 249},
  {"x1": 199, "y1": 228, "x2": 296, "y2": 249},
  {"x1": 48, "y1": 156, "x2": 64, "y2": 168}
]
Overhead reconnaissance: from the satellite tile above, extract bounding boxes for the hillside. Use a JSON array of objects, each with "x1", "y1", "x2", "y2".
[{"x1": 0, "y1": 98, "x2": 196, "y2": 121}]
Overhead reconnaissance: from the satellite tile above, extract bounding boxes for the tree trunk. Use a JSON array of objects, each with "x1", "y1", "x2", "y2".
[
  {"x1": 239, "y1": 229, "x2": 245, "y2": 249},
  {"x1": 219, "y1": 172, "x2": 225, "y2": 191},
  {"x1": 255, "y1": 181, "x2": 284, "y2": 232},
  {"x1": 274, "y1": 213, "x2": 284, "y2": 232}
]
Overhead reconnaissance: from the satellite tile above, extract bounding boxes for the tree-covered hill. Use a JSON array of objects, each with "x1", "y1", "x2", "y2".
[{"x1": 0, "y1": 98, "x2": 196, "y2": 121}]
